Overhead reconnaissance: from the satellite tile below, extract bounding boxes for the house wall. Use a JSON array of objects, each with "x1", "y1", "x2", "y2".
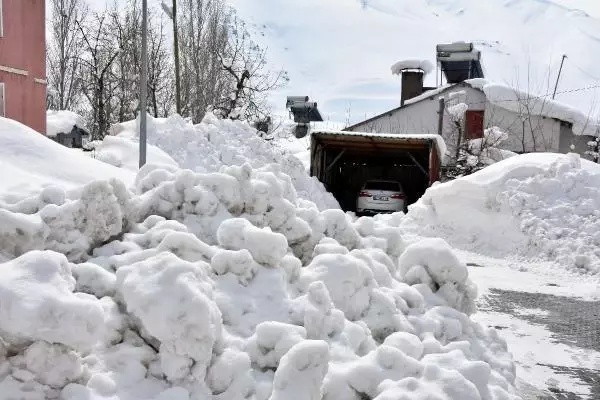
[
  {"x1": 558, "y1": 124, "x2": 595, "y2": 160},
  {"x1": 347, "y1": 85, "x2": 583, "y2": 160},
  {"x1": 0, "y1": 0, "x2": 46, "y2": 134}
]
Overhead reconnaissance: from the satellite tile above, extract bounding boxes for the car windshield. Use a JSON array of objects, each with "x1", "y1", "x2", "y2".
[{"x1": 365, "y1": 181, "x2": 400, "y2": 191}]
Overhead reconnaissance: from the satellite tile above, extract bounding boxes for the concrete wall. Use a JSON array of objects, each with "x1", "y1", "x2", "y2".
[{"x1": 0, "y1": 0, "x2": 46, "y2": 134}]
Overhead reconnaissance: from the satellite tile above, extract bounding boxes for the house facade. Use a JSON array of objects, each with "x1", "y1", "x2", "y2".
[
  {"x1": 346, "y1": 73, "x2": 595, "y2": 162},
  {"x1": 0, "y1": 0, "x2": 47, "y2": 133}
]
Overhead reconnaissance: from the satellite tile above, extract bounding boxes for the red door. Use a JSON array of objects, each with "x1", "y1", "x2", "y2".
[{"x1": 465, "y1": 110, "x2": 484, "y2": 139}]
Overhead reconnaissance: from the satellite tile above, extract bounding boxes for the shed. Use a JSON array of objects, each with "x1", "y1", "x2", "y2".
[{"x1": 310, "y1": 130, "x2": 444, "y2": 211}]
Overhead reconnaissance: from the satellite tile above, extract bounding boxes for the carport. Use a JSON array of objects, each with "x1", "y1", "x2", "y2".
[{"x1": 310, "y1": 131, "x2": 444, "y2": 212}]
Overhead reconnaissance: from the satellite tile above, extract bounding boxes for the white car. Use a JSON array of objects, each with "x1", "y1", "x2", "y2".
[{"x1": 356, "y1": 180, "x2": 406, "y2": 215}]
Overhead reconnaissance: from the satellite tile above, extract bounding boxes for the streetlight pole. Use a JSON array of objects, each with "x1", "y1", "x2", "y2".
[
  {"x1": 139, "y1": 0, "x2": 148, "y2": 168},
  {"x1": 172, "y1": 0, "x2": 181, "y2": 115}
]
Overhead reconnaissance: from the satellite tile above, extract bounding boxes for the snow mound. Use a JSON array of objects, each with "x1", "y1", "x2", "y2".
[
  {"x1": 408, "y1": 152, "x2": 600, "y2": 275},
  {"x1": 0, "y1": 160, "x2": 521, "y2": 399},
  {"x1": 46, "y1": 110, "x2": 88, "y2": 137},
  {"x1": 391, "y1": 59, "x2": 434, "y2": 75},
  {"x1": 0, "y1": 117, "x2": 134, "y2": 203},
  {"x1": 102, "y1": 113, "x2": 339, "y2": 210},
  {"x1": 90, "y1": 135, "x2": 179, "y2": 172}
]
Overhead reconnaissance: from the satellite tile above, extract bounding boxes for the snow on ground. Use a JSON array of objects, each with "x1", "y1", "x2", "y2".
[
  {"x1": 0, "y1": 117, "x2": 133, "y2": 204},
  {"x1": 46, "y1": 110, "x2": 88, "y2": 137},
  {"x1": 0, "y1": 117, "x2": 524, "y2": 400},
  {"x1": 406, "y1": 152, "x2": 600, "y2": 276}
]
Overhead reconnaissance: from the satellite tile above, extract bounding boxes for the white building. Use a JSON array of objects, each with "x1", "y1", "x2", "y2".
[{"x1": 345, "y1": 67, "x2": 598, "y2": 162}]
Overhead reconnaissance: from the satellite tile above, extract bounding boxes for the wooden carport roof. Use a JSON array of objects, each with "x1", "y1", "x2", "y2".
[{"x1": 311, "y1": 130, "x2": 445, "y2": 160}]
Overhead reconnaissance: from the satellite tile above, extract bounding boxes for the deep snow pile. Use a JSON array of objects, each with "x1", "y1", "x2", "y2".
[
  {"x1": 0, "y1": 117, "x2": 133, "y2": 203},
  {"x1": 0, "y1": 159, "x2": 521, "y2": 399},
  {"x1": 101, "y1": 113, "x2": 339, "y2": 210},
  {"x1": 408, "y1": 152, "x2": 600, "y2": 275}
]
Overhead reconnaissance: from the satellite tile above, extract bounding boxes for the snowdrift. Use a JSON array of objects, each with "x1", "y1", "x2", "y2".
[
  {"x1": 99, "y1": 113, "x2": 339, "y2": 211},
  {"x1": 0, "y1": 125, "x2": 521, "y2": 399},
  {"x1": 46, "y1": 110, "x2": 88, "y2": 137},
  {"x1": 0, "y1": 117, "x2": 134, "y2": 203},
  {"x1": 408, "y1": 152, "x2": 600, "y2": 275}
]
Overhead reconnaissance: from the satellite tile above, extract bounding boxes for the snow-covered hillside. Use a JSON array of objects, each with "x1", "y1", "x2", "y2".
[{"x1": 229, "y1": 0, "x2": 600, "y2": 124}]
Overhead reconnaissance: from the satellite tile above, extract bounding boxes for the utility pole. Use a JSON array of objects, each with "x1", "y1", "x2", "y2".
[
  {"x1": 139, "y1": 0, "x2": 148, "y2": 168},
  {"x1": 552, "y1": 54, "x2": 567, "y2": 100},
  {"x1": 172, "y1": 0, "x2": 181, "y2": 114},
  {"x1": 161, "y1": 1, "x2": 181, "y2": 115}
]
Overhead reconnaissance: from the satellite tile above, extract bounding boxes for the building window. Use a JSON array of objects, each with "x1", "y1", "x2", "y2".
[
  {"x1": 465, "y1": 110, "x2": 484, "y2": 139},
  {"x1": 0, "y1": 83, "x2": 4, "y2": 117}
]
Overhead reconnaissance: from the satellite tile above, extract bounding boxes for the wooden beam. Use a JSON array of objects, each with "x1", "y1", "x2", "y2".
[
  {"x1": 326, "y1": 149, "x2": 346, "y2": 173},
  {"x1": 405, "y1": 152, "x2": 428, "y2": 177}
]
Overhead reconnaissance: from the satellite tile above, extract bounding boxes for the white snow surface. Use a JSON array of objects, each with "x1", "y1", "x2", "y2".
[
  {"x1": 0, "y1": 117, "x2": 134, "y2": 203},
  {"x1": 46, "y1": 110, "x2": 88, "y2": 137},
  {"x1": 391, "y1": 59, "x2": 434, "y2": 76},
  {"x1": 100, "y1": 113, "x2": 339, "y2": 211},
  {"x1": 407, "y1": 152, "x2": 600, "y2": 275},
  {"x1": 0, "y1": 117, "x2": 522, "y2": 399}
]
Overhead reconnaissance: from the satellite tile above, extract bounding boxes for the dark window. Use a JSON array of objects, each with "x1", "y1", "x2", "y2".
[
  {"x1": 465, "y1": 110, "x2": 484, "y2": 139},
  {"x1": 365, "y1": 181, "x2": 401, "y2": 191}
]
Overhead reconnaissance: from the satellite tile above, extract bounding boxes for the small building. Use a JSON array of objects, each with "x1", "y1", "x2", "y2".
[
  {"x1": 0, "y1": 0, "x2": 47, "y2": 134},
  {"x1": 310, "y1": 130, "x2": 444, "y2": 211},
  {"x1": 47, "y1": 110, "x2": 90, "y2": 149},
  {"x1": 346, "y1": 44, "x2": 598, "y2": 162}
]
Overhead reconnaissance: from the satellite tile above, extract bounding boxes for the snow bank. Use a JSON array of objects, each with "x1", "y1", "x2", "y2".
[
  {"x1": 408, "y1": 152, "x2": 600, "y2": 275},
  {"x1": 0, "y1": 159, "x2": 521, "y2": 399},
  {"x1": 90, "y1": 135, "x2": 179, "y2": 172},
  {"x1": 391, "y1": 59, "x2": 434, "y2": 75},
  {"x1": 46, "y1": 110, "x2": 88, "y2": 137},
  {"x1": 101, "y1": 113, "x2": 338, "y2": 210},
  {"x1": 466, "y1": 78, "x2": 600, "y2": 136},
  {"x1": 0, "y1": 117, "x2": 134, "y2": 203}
]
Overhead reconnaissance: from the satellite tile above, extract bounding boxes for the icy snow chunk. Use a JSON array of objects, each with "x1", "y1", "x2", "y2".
[
  {"x1": 72, "y1": 262, "x2": 116, "y2": 297},
  {"x1": 289, "y1": 281, "x2": 345, "y2": 340},
  {"x1": 217, "y1": 218, "x2": 288, "y2": 266},
  {"x1": 383, "y1": 332, "x2": 424, "y2": 360},
  {"x1": 23, "y1": 341, "x2": 84, "y2": 388},
  {"x1": 246, "y1": 322, "x2": 307, "y2": 369},
  {"x1": 270, "y1": 340, "x2": 329, "y2": 400},
  {"x1": 116, "y1": 252, "x2": 222, "y2": 380},
  {"x1": 206, "y1": 349, "x2": 254, "y2": 399},
  {"x1": 211, "y1": 249, "x2": 259, "y2": 286},
  {"x1": 0, "y1": 251, "x2": 104, "y2": 349},
  {"x1": 299, "y1": 253, "x2": 375, "y2": 320},
  {"x1": 399, "y1": 238, "x2": 476, "y2": 314}
]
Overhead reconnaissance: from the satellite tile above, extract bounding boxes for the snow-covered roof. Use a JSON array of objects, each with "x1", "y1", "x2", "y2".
[
  {"x1": 465, "y1": 78, "x2": 600, "y2": 136},
  {"x1": 391, "y1": 59, "x2": 434, "y2": 76},
  {"x1": 313, "y1": 130, "x2": 447, "y2": 164},
  {"x1": 46, "y1": 110, "x2": 88, "y2": 137}
]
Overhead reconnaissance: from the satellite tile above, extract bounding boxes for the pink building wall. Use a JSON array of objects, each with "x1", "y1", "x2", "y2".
[{"x1": 0, "y1": 0, "x2": 46, "y2": 134}]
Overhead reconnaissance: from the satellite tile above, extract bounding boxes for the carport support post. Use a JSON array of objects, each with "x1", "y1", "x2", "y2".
[{"x1": 437, "y1": 97, "x2": 445, "y2": 137}]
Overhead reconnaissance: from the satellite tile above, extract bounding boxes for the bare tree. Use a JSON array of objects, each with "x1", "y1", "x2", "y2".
[
  {"x1": 214, "y1": 15, "x2": 289, "y2": 121},
  {"x1": 76, "y1": 10, "x2": 122, "y2": 139},
  {"x1": 47, "y1": 0, "x2": 88, "y2": 111},
  {"x1": 178, "y1": 0, "x2": 230, "y2": 122}
]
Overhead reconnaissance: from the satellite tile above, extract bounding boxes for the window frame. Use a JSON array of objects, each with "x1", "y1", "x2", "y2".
[{"x1": 0, "y1": 83, "x2": 5, "y2": 117}]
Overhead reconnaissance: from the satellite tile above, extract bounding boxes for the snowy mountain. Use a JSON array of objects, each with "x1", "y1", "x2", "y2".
[{"x1": 229, "y1": 0, "x2": 600, "y2": 125}]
